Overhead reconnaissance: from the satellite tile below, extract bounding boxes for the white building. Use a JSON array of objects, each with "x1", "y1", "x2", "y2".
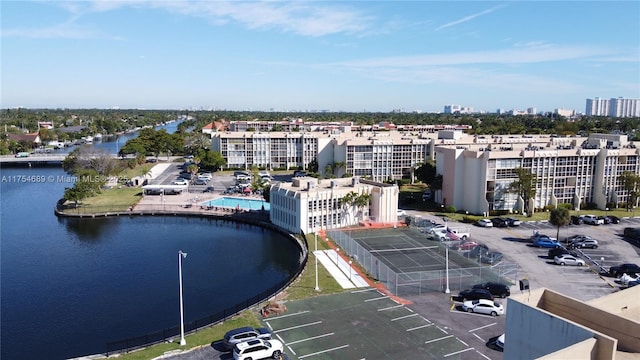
[
  {"x1": 269, "y1": 176, "x2": 399, "y2": 234},
  {"x1": 586, "y1": 97, "x2": 640, "y2": 117},
  {"x1": 435, "y1": 133, "x2": 640, "y2": 215}
]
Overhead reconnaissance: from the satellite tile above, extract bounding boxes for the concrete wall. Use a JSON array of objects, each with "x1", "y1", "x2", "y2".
[{"x1": 504, "y1": 297, "x2": 596, "y2": 359}]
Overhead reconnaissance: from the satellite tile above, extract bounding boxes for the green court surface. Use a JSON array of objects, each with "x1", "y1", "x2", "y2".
[{"x1": 262, "y1": 289, "x2": 473, "y2": 359}]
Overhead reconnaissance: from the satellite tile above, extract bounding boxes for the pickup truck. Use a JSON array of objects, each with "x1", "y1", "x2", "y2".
[
  {"x1": 447, "y1": 227, "x2": 470, "y2": 241},
  {"x1": 429, "y1": 226, "x2": 470, "y2": 241}
]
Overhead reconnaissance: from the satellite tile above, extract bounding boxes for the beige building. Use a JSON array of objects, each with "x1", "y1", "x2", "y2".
[
  {"x1": 435, "y1": 133, "x2": 640, "y2": 214},
  {"x1": 269, "y1": 176, "x2": 399, "y2": 234},
  {"x1": 504, "y1": 286, "x2": 640, "y2": 359}
]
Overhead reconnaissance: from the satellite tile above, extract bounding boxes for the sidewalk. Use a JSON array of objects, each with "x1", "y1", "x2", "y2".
[{"x1": 314, "y1": 250, "x2": 369, "y2": 289}]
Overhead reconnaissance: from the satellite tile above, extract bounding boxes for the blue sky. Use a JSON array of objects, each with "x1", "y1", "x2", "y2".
[{"x1": 2, "y1": 1, "x2": 639, "y2": 113}]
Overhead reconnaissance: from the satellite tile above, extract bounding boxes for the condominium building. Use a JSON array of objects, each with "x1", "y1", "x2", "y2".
[
  {"x1": 269, "y1": 176, "x2": 399, "y2": 234},
  {"x1": 586, "y1": 97, "x2": 640, "y2": 117},
  {"x1": 211, "y1": 128, "x2": 442, "y2": 181},
  {"x1": 435, "y1": 133, "x2": 640, "y2": 215}
]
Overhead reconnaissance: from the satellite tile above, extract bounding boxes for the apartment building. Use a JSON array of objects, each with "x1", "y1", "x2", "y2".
[
  {"x1": 435, "y1": 133, "x2": 640, "y2": 215},
  {"x1": 585, "y1": 97, "x2": 640, "y2": 117},
  {"x1": 211, "y1": 128, "x2": 440, "y2": 181},
  {"x1": 269, "y1": 176, "x2": 399, "y2": 234}
]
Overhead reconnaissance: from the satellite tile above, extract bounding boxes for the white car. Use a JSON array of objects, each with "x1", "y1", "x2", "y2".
[
  {"x1": 582, "y1": 214, "x2": 604, "y2": 225},
  {"x1": 476, "y1": 219, "x2": 494, "y2": 228},
  {"x1": 618, "y1": 273, "x2": 640, "y2": 285},
  {"x1": 172, "y1": 179, "x2": 189, "y2": 186},
  {"x1": 462, "y1": 299, "x2": 504, "y2": 316},
  {"x1": 397, "y1": 209, "x2": 407, "y2": 217},
  {"x1": 233, "y1": 338, "x2": 283, "y2": 360},
  {"x1": 554, "y1": 254, "x2": 585, "y2": 266},
  {"x1": 198, "y1": 172, "x2": 213, "y2": 180}
]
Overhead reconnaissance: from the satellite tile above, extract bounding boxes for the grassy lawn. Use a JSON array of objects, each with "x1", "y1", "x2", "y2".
[{"x1": 116, "y1": 233, "x2": 347, "y2": 359}]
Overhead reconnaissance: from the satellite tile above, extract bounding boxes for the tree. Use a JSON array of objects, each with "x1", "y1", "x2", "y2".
[
  {"x1": 549, "y1": 207, "x2": 571, "y2": 242},
  {"x1": 620, "y1": 171, "x2": 640, "y2": 211},
  {"x1": 63, "y1": 169, "x2": 105, "y2": 207},
  {"x1": 339, "y1": 191, "x2": 372, "y2": 226},
  {"x1": 415, "y1": 161, "x2": 437, "y2": 184},
  {"x1": 509, "y1": 168, "x2": 537, "y2": 216},
  {"x1": 194, "y1": 148, "x2": 226, "y2": 171},
  {"x1": 307, "y1": 159, "x2": 319, "y2": 173},
  {"x1": 63, "y1": 147, "x2": 119, "y2": 176}
]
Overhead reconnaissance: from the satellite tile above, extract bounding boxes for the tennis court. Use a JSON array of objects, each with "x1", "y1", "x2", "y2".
[{"x1": 329, "y1": 227, "x2": 518, "y2": 296}]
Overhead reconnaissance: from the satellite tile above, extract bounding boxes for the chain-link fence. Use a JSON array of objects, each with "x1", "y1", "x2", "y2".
[{"x1": 327, "y1": 228, "x2": 518, "y2": 297}]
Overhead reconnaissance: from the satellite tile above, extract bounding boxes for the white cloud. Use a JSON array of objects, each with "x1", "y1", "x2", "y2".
[{"x1": 435, "y1": 4, "x2": 506, "y2": 31}]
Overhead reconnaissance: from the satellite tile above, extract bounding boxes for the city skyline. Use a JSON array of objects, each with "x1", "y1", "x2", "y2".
[{"x1": 1, "y1": 1, "x2": 639, "y2": 113}]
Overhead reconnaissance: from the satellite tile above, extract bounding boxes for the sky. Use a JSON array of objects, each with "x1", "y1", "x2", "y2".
[{"x1": 1, "y1": 1, "x2": 639, "y2": 113}]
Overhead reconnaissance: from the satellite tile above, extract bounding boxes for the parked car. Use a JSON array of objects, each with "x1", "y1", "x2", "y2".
[
  {"x1": 223, "y1": 327, "x2": 273, "y2": 350},
  {"x1": 598, "y1": 216, "x2": 612, "y2": 225},
  {"x1": 554, "y1": 254, "x2": 585, "y2": 266},
  {"x1": 198, "y1": 172, "x2": 213, "y2": 180},
  {"x1": 232, "y1": 338, "x2": 283, "y2": 360},
  {"x1": 496, "y1": 333, "x2": 505, "y2": 350},
  {"x1": 466, "y1": 244, "x2": 490, "y2": 259},
  {"x1": 570, "y1": 215, "x2": 584, "y2": 225},
  {"x1": 568, "y1": 238, "x2": 599, "y2": 249},
  {"x1": 459, "y1": 288, "x2": 494, "y2": 301},
  {"x1": 609, "y1": 263, "x2": 640, "y2": 277},
  {"x1": 505, "y1": 217, "x2": 521, "y2": 226},
  {"x1": 462, "y1": 299, "x2": 504, "y2": 316},
  {"x1": 203, "y1": 186, "x2": 215, "y2": 193},
  {"x1": 617, "y1": 273, "x2": 640, "y2": 285},
  {"x1": 480, "y1": 251, "x2": 504, "y2": 265},
  {"x1": 172, "y1": 179, "x2": 189, "y2": 186},
  {"x1": 533, "y1": 238, "x2": 561, "y2": 248},
  {"x1": 564, "y1": 234, "x2": 593, "y2": 244},
  {"x1": 472, "y1": 282, "x2": 511, "y2": 298},
  {"x1": 531, "y1": 233, "x2": 557, "y2": 243},
  {"x1": 606, "y1": 215, "x2": 620, "y2": 224},
  {"x1": 476, "y1": 219, "x2": 493, "y2": 228},
  {"x1": 548, "y1": 247, "x2": 574, "y2": 259},
  {"x1": 582, "y1": 214, "x2": 604, "y2": 225},
  {"x1": 491, "y1": 218, "x2": 508, "y2": 227},
  {"x1": 397, "y1": 209, "x2": 407, "y2": 217},
  {"x1": 194, "y1": 177, "x2": 208, "y2": 185},
  {"x1": 459, "y1": 241, "x2": 479, "y2": 250}
]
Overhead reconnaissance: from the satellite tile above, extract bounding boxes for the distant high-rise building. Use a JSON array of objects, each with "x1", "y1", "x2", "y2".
[
  {"x1": 527, "y1": 107, "x2": 537, "y2": 115},
  {"x1": 586, "y1": 97, "x2": 639, "y2": 117},
  {"x1": 443, "y1": 105, "x2": 461, "y2": 114},
  {"x1": 610, "y1": 97, "x2": 640, "y2": 118}
]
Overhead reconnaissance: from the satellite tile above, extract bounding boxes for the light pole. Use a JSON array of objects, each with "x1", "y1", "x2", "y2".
[
  {"x1": 445, "y1": 246, "x2": 450, "y2": 294},
  {"x1": 178, "y1": 250, "x2": 188, "y2": 346},
  {"x1": 348, "y1": 260, "x2": 353, "y2": 281},
  {"x1": 314, "y1": 232, "x2": 320, "y2": 291}
]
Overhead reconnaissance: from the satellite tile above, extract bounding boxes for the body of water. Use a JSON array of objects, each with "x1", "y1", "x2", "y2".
[{"x1": 0, "y1": 121, "x2": 302, "y2": 360}]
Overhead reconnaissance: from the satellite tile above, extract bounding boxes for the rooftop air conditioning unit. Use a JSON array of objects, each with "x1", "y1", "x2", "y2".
[
  {"x1": 307, "y1": 182, "x2": 315, "y2": 191},
  {"x1": 352, "y1": 177, "x2": 359, "y2": 186},
  {"x1": 330, "y1": 180, "x2": 338, "y2": 188}
]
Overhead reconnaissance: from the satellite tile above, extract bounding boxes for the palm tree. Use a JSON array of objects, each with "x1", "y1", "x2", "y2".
[{"x1": 549, "y1": 207, "x2": 571, "y2": 242}]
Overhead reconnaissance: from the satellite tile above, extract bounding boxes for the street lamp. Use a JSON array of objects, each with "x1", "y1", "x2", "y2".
[
  {"x1": 314, "y1": 232, "x2": 320, "y2": 291},
  {"x1": 348, "y1": 260, "x2": 353, "y2": 281},
  {"x1": 445, "y1": 246, "x2": 450, "y2": 294},
  {"x1": 178, "y1": 250, "x2": 188, "y2": 346}
]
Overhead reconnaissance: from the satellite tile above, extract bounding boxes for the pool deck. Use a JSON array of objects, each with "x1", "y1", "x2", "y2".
[{"x1": 133, "y1": 191, "x2": 268, "y2": 214}]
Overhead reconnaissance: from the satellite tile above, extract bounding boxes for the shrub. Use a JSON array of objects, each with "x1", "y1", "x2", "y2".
[{"x1": 444, "y1": 205, "x2": 457, "y2": 213}]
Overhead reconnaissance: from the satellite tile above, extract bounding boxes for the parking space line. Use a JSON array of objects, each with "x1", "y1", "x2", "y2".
[
  {"x1": 274, "y1": 321, "x2": 322, "y2": 333},
  {"x1": 444, "y1": 348, "x2": 475, "y2": 357},
  {"x1": 391, "y1": 313, "x2": 419, "y2": 321},
  {"x1": 378, "y1": 304, "x2": 404, "y2": 311},
  {"x1": 298, "y1": 344, "x2": 349, "y2": 359},
  {"x1": 351, "y1": 288, "x2": 377, "y2": 293},
  {"x1": 286, "y1": 345, "x2": 297, "y2": 356},
  {"x1": 457, "y1": 338, "x2": 469, "y2": 346},
  {"x1": 364, "y1": 296, "x2": 389, "y2": 302},
  {"x1": 468, "y1": 323, "x2": 497, "y2": 332},
  {"x1": 476, "y1": 350, "x2": 493, "y2": 360},
  {"x1": 406, "y1": 324, "x2": 434, "y2": 332},
  {"x1": 264, "y1": 310, "x2": 310, "y2": 321},
  {"x1": 436, "y1": 325, "x2": 449, "y2": 334},
  {"x1": 473, "y1": 333, "x2": 485, "y2": 342},
  {"x1": 424, "y1": 334, "x2": 453, "y2": 344},
  {"x1": 287, "y1": 332, "x2": 335, "y2": 345}
]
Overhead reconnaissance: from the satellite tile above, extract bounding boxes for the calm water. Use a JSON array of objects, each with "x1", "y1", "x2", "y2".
[
  {"x1": 204, "y1": 197, "x2": 271, "y2": 211},
  {"x1": 0, "y1": 166, "x2": 300, "y2": 359}
]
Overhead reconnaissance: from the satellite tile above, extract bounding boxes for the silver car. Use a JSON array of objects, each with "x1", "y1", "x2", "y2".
[{"x1": 554, "y1": 254, "x2": 585, "y2": 266}]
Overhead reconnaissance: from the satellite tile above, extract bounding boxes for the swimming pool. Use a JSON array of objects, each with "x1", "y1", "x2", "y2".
[{"x1": 203, "y1": 197, "x2": 270, "y2": 211}]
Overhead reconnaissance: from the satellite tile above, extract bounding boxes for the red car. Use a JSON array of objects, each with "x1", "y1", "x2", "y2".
[{"x1": 459, "y1": 241, "x2": 478, "y2": 250}]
